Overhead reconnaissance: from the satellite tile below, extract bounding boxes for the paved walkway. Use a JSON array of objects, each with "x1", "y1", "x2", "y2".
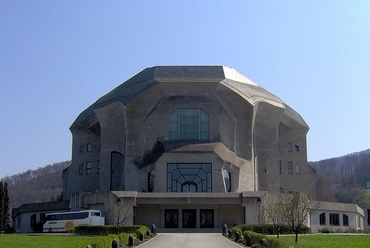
[{"x1": 138, "y1": 233, "x2": 243, "y2": 248}]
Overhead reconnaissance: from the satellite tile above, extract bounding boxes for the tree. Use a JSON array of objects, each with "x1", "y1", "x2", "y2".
[
  {"x1": 282, "y1": 191, "x2": 320, "y2": 244},
  {"x1": 104, "y1": 197, "x2": 134, "y2": 234},
  {"x1": 251, "y1": 196, "x2": 268, "y2": 232},
  {"x1": 0, "y1": 181, "x2": 10, "y2": 232},
  {"x1": 264, "y1": 193, "x2": 287, "y2": 239}
]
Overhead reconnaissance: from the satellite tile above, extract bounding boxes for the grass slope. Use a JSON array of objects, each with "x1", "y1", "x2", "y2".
[
  {"x1": 0, "y1": 234, "x2": 97, "y2": 248},
  {"x1": 279, "y1": 235, "x2": 370, "y2": 248}
]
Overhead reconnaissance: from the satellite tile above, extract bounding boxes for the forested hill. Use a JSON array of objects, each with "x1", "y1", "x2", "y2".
[
  {"x1": 310, "y1": 149, "x2": 370, "y2": 206},
  {"x1": 310, "y1": 149, "x2": 370, "y2": 188},
  {"x1": 1, "y1": 161, "x2": 70, "y2": 209}
]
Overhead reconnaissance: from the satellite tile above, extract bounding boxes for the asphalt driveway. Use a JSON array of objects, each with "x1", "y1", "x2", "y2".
[{"x1": 138, "y1": 233, "x2": 243, "y2": 248}]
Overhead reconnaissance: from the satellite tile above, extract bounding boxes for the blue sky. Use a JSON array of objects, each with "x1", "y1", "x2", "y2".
[{"x1": 1, "y1": 1, "x2": 369, "y2": 178}]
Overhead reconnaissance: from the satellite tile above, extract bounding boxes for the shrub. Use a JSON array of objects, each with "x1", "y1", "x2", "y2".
[
  {"x1": 243, "y1": 230, "x2": 266, "y2": 245},
  {"x1": 91, "y1": 234, "x2": 118, "y2": 248},
  {"x1": 118, "y1": 233, "x2": 130, "y2": 245},
  {"x1": 242, "y1": 231, "x2": 287, "y2": 248},
  {"x1": 319, "y1": 226, "x2": 333, "y2": 233},
  {"x1": 64, "y1": 220, "x2": 74, "y2": 233},
  {"x1": 231, "y1": 226, "x2": 242, "y2": 237},
  {"x1": 136, "y1": 225, "x2": 148, "y2": 237}
]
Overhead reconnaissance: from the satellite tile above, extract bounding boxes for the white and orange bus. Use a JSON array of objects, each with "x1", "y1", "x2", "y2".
[{"x1": 43, "y1": 210, "x2": 105, "y2": 232}]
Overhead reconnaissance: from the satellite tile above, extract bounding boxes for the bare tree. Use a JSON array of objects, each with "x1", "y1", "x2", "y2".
[
  {"x1": 251, "y1": 196, "x2": 268, "y2": 231},
  {"x1": 282, "y1": 191, "x2": 320, "y2": 244},
  {"x1": 104, "y1": 197, "x2": 134, "y2": 233},
  {"x1": 264, "y1": 193, "x2": 287, "y2": 238}
]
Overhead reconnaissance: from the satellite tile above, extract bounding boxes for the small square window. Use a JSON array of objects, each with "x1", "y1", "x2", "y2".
[
  {"x1": 79, "y1": 145, "x2": 85, "y2": 153},
  {"x1": 295, "y1": 145, "x2": 300, "y2": 152},
  {"x1": 86, "y1": 161, "x2": 91, "y2": 174},
  {"x1": 87, "y1": 143, "x2": 92, "y2": 152}
]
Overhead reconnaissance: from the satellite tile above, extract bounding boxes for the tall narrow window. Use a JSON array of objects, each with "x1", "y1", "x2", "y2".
[
  {"x1": 279, "y1": 160, "x2": 282, "y2": 174},
  {"x1": 97, "y1": 160, "x2": 100, "y2": 174},
  {"x1": 319, "y1": 213, "x2": 326, "y2": 225},
  {"x1": 87, "y1": 143, "x2": 92, "y2": 152},
  {"x1": 86, "y1": 161, "x2": 91, "y2": 174},
  {"x1": 169, "y1": 108, "x2": 209, "y2": 141},
  {"x1": 79, "y1": 164, "x2": 84, "y2": 174},
  {"x1": 288, "y1": 161, "x2": 293, "y2": 174},
  {"x1": 223, "y1": 169, "x2": 231, "y2": 192},
  {"x1": 148, "y1": 169, "x2": 156, "y2": 192},
  {"x1": 287, "y1": 143, "x2": 292, "y2": 152},
  {"x1": 295, "y1": 164, "x2": 300, "y2": 174},
  {"x1": 343, "y1": 214, "x2": 349, "y2": 226}
]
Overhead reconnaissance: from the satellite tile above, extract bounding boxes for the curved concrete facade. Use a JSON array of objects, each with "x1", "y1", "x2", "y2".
[{"x1": 63, "y1": 66, "x2": 316, "y2": 229}]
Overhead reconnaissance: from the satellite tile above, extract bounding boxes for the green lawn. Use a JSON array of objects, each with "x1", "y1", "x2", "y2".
[
  {"x1": 279, "y1": 234, "x2": 370, "y2": 248},
  {"x1": 1, "y1": 233, "x2": 370, "y2": 248},
  {"x1": 0, "y1": 234, "x2": 98, "y2": 248}
]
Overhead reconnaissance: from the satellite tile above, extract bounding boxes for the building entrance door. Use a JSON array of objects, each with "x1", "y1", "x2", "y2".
[{"x1": 182, "y1": 209, "x2": 196, "y2": 228}]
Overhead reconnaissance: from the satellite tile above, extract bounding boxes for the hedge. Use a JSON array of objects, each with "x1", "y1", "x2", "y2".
[
  {"x1": 74, "y1": 225, "x2": 145, "y2": 236},
  {"x1": 236, "y1": 224, "x2": 310, "y2": 235}
]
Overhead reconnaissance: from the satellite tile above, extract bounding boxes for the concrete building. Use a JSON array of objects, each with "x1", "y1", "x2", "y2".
[
  {"x1": 62, "y1": 65, "x2": 317, "y2": 230},
  {"x1": 310, "y1": 201, "x2": 365, "y2": 233},
  {"x1": 12, "y1": 201, "x2": 69, "y2": 233},
  {"x1": 12, "y1": 66, "x2": 365, "y2": 232}
]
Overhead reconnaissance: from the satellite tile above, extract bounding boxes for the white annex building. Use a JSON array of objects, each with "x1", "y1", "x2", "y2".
[{"x1": 13, "y1": 66, "x2": 365, "y2": 232}]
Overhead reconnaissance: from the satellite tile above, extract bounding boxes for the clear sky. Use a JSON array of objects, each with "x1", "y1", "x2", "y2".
[{"x1": 1, "y1": 1, "x2": 369, "y2": 178}]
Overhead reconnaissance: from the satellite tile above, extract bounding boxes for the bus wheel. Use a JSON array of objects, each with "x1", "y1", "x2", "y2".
[{"x1": 49, "y1": 228, "x2": 53, "y2": 233}]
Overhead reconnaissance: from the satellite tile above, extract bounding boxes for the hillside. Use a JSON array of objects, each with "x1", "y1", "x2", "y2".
[
  {"x1": 310, "y1": 149, "x2": 370, "y2": 206},
  {"x1": 1, "y1": 161, "x2": 70, "y2": 209},
  {"x1": 310, "y1": 149, "x2": 370, "y2": 188}
]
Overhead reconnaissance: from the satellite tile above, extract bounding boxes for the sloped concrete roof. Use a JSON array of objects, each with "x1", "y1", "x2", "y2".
[
  {"x1": 71, "y1": 66, "x2": 305, "y2": 129},
  {"x1": 315, "y1": 201, "x2": 365, "y2": 217}
]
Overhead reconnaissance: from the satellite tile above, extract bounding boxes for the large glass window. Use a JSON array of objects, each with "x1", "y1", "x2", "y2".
[
  {"x1": 200, "y1": 209, "x2": 214, "y2": 228},
  {"x1": 330, "y1": 213, "x2": 340, "y2": 226},
  {"x1": 167, "y1": 163, "x2": 212, "y2": 192},
  {"x1": 169, "y1": 108, "x2": 209, "y2": 141}
]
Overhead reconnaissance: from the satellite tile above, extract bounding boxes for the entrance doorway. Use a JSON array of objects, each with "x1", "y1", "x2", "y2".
[{"x1": 182, "y1": 209, "x2": 196, "y2": 228}]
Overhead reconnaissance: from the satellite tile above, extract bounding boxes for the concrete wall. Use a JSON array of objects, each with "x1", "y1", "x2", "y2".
[{"x1": 310, "y1": 210, "x2": 364, "y2": 233}]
